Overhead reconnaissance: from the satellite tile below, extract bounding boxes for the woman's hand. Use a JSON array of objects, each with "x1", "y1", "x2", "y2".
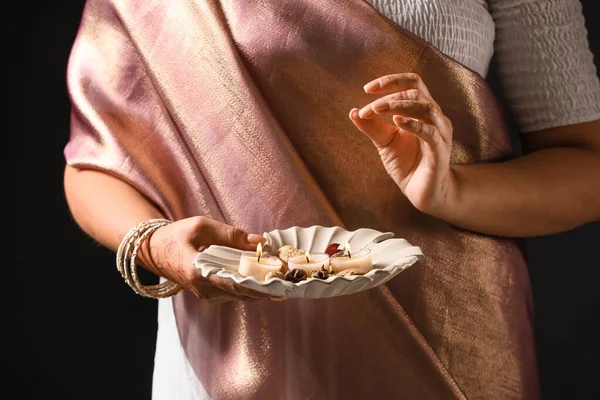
[
  {"x1": 142, "y1": 216, "x2": 283, "y2": 303},
  {"x1": 349, "y1": 73, "x2": 455, "y2": 216}
]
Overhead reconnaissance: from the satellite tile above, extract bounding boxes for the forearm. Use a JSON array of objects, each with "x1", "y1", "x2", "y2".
[
  {"x1": 441, "y1": 146, "x2": 600, "y2": 237},
  {"x1": 63, "y1": 165, "x2": 165, "y2": 268}
]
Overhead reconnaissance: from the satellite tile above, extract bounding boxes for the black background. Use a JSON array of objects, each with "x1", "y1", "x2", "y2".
[{"x1": 10, "y1": 1, "x2": 600, "y2": 399}]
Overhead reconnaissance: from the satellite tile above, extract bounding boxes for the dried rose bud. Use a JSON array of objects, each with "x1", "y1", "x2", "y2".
[
  {"x1": 325, "y1": 243, "x2": 341, "y2": 257},
  {"x1": 285, "y1": 268, "x2": 307, "y2": 283}
]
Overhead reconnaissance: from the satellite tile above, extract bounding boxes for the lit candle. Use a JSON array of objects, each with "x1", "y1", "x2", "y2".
[
  {"x1": 288, "y1": 251, "x2": 330, "y2": 275},
  {"x1": 238, "y1": 243, "x2": 283, "y2": 280},
  {"x1": 329, "y1": 242, "x2": 373, "y2": 273}
]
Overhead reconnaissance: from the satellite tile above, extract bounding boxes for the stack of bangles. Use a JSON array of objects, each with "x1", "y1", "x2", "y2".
[{"x1": 116, "y1": 218, "x2": 181, "y2": 299}]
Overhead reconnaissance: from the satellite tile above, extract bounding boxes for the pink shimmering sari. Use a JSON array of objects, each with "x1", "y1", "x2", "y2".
[{"x1": 65, "y1": 0, "x2": 539, "y2": 398}]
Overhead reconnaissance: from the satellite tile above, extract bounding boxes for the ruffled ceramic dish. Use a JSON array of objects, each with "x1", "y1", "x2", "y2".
[{"x1": 193, "y1": 225, "x2": 424, "y2": 299}]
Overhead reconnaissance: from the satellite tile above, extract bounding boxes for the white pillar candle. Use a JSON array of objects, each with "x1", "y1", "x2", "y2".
[
  {"x1": 329, "y1": 247, "x2": 373, "y2": 273},
  {"x1": 288, "y1": 252, "x2": 330, "y2": 275},
  {"x1": 238, "y1": 243, "x2": 283, "y2": 280}
]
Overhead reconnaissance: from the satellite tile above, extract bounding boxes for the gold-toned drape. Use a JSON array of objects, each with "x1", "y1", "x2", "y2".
[{"x1": 65, "y1": 0, "x2": 538, "y2": 398}]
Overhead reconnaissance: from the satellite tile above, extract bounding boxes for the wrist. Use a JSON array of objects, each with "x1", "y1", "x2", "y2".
[
  {"x1": 115, "y1": 218, "x2": 181, "y2": 298},
  {"x1": 137, "y1": 228, "x2": 160, "y2": 272},
  {"x1": 423, "y1": 165, "x2": 465, "y2": 223},
  {"x1": 120, "y1": 219, "x2": 171, "y2": 278}
]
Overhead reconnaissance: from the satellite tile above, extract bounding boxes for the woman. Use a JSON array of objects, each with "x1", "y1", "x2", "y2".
[{"x1": 63, "y1": 0, "x2": 600, "y2": 398}]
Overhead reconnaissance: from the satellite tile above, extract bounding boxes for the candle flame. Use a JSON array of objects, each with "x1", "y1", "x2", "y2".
[
  {"x1": 257, "y1": 242, "x2": 262, "y2": 262},
  {"x1": 345, "y1": 242, "x2": 351, "y2": 258},
  {"x1": 305, "y1": 251, "x2": 310, "y2": 263}
]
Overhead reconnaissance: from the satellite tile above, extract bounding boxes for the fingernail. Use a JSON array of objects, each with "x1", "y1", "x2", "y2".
[
  {"x1": 364, "y1": 80, "x2": 380, "y2": 93},
  {"x1": 270, "y1": 296, "x2": 287, "y2": 302},
  {"x1": 372, "y1": 101, "x2": 389, "y2": 112},
  {"x1": 349, "y1": 108, "x2": 359, "y2": 119},
  {"x1": 358, "y1": 106, "x2": 373, "y2": 119},
  {"x1": 394, "y1": 115, "x2": 409, "y2": 125},
  {"x1": 246, "y1": 234, "x2": 265, "y2": 244}
]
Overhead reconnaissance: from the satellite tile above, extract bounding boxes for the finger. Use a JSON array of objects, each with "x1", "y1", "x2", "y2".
[
  {"x1": 393, "y1": 116, "x2": 445, "y2": 150},
  {"x1": 385, "y1": 89, "x2": 420, "y2": 101},
  {"x1": 349, "y1": 108, "x2": 399, "y2": 148},
  {"x1": 246, "y1": 233, "x2": 266, "y2": 245},
  {"x1": 358, "y1": 89, "x2": 420, "y2": 119},
  {"x1": 372, "y1": 100, "x2": 442, "y2": 126},
  {"x1": 192, "y1": 217, "x2": 264, "y2": 251},
  {"x1": 363, "y1": 73, "x2": 432, "y2": 97}
]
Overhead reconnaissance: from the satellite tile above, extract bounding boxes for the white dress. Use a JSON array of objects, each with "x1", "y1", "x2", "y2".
[{"x1": 152, "y1": 0, "x2": 600, "y2": 398}]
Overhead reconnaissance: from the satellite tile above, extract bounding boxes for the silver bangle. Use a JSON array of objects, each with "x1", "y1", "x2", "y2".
[{"x1": 116, "y1": 219, "x2": 181, "y2": 299}]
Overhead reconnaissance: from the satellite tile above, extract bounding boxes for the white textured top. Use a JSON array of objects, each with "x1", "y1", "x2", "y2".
[{"x1": 368, "y1": 0, "x2": 600, "y2": 132}]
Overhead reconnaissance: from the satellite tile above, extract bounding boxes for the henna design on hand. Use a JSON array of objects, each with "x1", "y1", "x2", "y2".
[{"x1": 162, "y1": 235, "x2": 187, "y2": 285}]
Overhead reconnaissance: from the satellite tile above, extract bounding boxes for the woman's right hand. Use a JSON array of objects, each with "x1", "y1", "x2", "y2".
[{"x1": 141, "y1": 216, "x2": 282, "y2": 303}]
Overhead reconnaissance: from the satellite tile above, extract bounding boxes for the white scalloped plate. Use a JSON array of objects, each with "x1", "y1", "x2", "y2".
[{"x1": 193, "y1": 225, "x2": 424, "y2": 299}]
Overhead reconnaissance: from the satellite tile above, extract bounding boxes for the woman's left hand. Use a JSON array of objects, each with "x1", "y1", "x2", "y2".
[{"x1": 349, "y1": 73, "x2": 455, "y2": 215}]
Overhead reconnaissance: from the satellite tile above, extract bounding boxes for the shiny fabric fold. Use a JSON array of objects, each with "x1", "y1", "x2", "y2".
[{"x1": 65, "y1": 0, "x2": 539, "y2": 398}]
